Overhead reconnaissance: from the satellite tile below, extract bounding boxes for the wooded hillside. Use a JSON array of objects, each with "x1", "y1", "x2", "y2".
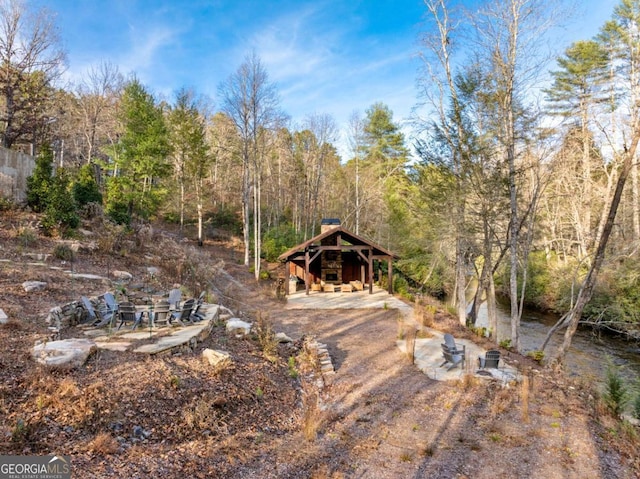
[{"x1": 3, "y1": 0, "x2": 640, "y2": 361}]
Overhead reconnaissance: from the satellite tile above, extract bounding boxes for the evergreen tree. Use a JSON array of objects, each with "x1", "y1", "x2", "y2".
[
  {"x1": 41, "y1": 168, "x2": 80, "y2": 236},
  {"x1": 167, "y1": 88, "x2": 211, "y2": 244},
  {"x1": 358, "y1": 102, "x2": 408, "y2": 245},
  {"x1": 26, "y1": 144, "x2": 55, "y2": 212},
  {"x1": 72, "y1": 163, "x2": 103, "y2": 207},
  {"x1": 104, "y1": 78, "x2": 170, "y2": 223}
]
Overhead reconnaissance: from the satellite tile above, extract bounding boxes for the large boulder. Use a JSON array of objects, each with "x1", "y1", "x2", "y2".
[
  {"x1": 22, "y1": 281, "x2": 47, "y2": 292},
  {"x1": 32, "y1": 338, "x2": 97, "y2": 369},
  {"x1": 112, "y1": 270, "x2": 133, "y2": 281},
  {"x1": 202, "y1": 349, "x2": 231, "y2": 370},
  {"x1": 226, "y1": 318, "x2": 252, "y2": 337},
  {"x1": 275, "y1": 332, "x2": 293, "y2": 343}
]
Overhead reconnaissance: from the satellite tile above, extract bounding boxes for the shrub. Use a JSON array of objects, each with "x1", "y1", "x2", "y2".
[
  {"x1": 288, "y1": 356, "x2": 298, "y2": 379},
  {"x1": 26, "y1": 144, "x2": 54, "y2": 212},
  {"x1": 106, "y1": 200, "x2": 131, "y2": 226},
  {"x1": 603, "y1": 361, "x2": 629, "y2": 417},
  {"x1": 87, "y1": 433, "x2": 119, "y2": 454},
  {"x1": 633, "y1": 392, "x2": 640, "y2": 421},
  {"x1": 41, "y1": 168, "x2": 80, "y2": 236},
  {"x1": 72, "y1": 163, "x2": 103, "y2": 207},
  {"x1": 80, "y1": 201, "x2": 103, "y2": 219},
  {"x1": 0, "y1": 196, "x2": 14, "y2": 211},
  {"x1": 17, "y1": 227, "x2": 38, "y2": 246},
  {"x1": 255, "y1": 312, "x2": 277, "y2": 361},
  {"x1": 205, "y1": 206, "x2": 242, "y2": 236},
  {"x1": 526, "y1": 350, "x2": 545, "y2": 363},
  {"x1": 53, "y1": 244, "x2": 75, "y2": 261}
]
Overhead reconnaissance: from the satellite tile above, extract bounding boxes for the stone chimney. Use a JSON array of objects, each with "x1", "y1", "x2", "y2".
[{"x1": 320, "y1": 218, "x2": 341, "y2": 234}]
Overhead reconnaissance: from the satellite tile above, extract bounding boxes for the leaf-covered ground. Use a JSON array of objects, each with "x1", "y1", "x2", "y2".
[{"x1": 0, "y1": 212, "x2": 639, "y2": 478}]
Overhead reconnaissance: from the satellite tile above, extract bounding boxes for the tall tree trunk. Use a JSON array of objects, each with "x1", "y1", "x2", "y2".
[
  {"x1": 632, "y1": 160, "x2": 639, "y2": 242},
  {"x1": 487, "y1": 272, "x2": 498, "y2": 342},
  {"x1": 242, "y1": 155, "x2": 250, "y2": 267},
  {"x1": 179, "y1": 174, "x2": 185, "y2": 233},
  {"x1": 549, "y1": 137, "x2": 637, "y2": 364},
  {"x1": 507, "y1": 114, "x2": 521, "y2": 351},
  {"x1": 581, "y1": 105, "x2": 592, "y2": 256},
  {"x1": 254, "y1": 171, "x2": 262, "y2": 281},
  {"x1": 455, "y1": 234, "x2": 467, "y2": 326}
]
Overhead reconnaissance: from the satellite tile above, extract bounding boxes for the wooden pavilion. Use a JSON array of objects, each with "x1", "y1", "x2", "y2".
[{"x1": 278, "y1": 219, "x2": 399, "y2": 295}]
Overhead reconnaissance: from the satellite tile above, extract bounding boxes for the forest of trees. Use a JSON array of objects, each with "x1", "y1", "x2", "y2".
[{"x1": 6, "y1": 0, "x2": 640, "y2": 361}]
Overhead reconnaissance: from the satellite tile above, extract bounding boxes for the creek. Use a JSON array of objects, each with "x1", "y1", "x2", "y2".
[{"x1": 474, "y1": 301, "x2": 640, "y2": 384}]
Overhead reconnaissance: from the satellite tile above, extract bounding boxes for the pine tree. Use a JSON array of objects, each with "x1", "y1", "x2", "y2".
[
  {"x1": 26, "y1": 144, "x2": 55, "y2": 213},
  {"x1": 104, "y1": 78, "x2": 170, "y2": 223}
]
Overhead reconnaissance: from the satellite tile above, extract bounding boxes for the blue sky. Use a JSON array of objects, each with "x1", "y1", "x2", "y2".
[{"x1": 40, "y1": 0, "x2": 617, "y2": 158}]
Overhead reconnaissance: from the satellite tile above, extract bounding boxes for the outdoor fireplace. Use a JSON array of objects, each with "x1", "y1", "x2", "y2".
[
  {"x1": 321, "y1": 250, "x2": 342, "y2": 284},
  {"x1": 325, "y1": 271, "x2": 338, "y2": 282}
]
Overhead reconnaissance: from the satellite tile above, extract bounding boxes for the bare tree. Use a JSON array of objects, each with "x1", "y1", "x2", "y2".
[
  {"x1": 469, "y1": 0, "x2": 558, "y2": 350},
  {"x1": 74, "y1": 61, "x2": 123, "y2": 164},
  {"x1": 218, "y1": 51, "x2": 283, "y2": 279},
  {"x1": 304, "y1": 113, "x2": 338, "y2": 237},
  {"x1": 0, "y1": 0, "x2": 66, "y2": 148},
  {"x1": 419, "y1": 0, "x2": 470, "y2": 326},
  {"x1": 544, "y1": 0, "x2": 640, "y2": 363},
  {"x1": 207, "y1": 112, "x2": 240, "y2": 211},
  {"x1": 346, "y1": 111, "x2": 365, "y2": 235}
]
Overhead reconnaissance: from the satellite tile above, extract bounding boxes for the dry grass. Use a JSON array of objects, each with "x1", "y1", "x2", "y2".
[
  {"x1": 458, "y1": 372, "x2": 480, "y2": 392},
  {"x1": 521, "y1": 373, "x2": 530, "y2": 423},
  {"x1": 255, "y1": 311, "x2": 278, "y2": 362},
  {"x1": 87, "y1": 433, "x2": 119, "y2": 455},
  {"x1": 490, "y1": 387, "x2": 514, "y2": 416},
  {"x1": 181, "y1": 395, "x2": 226, "y2": 438},
  {"x1": 302, "y1": 392, "x2": 321, "y2": 442},
  {"x1": 404, "y1": 326, "x2": 417, "y2": 362},
  {"x1": 413, "y1": 296, "x2": 438, "y2": 327},
  {"x1": 310, "y1": 464, "x2": 345, "y2": 479}
]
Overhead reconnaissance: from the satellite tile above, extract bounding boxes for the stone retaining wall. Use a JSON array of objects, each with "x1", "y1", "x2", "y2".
[{"x1": 0, "y1": 147, "x2": 35, "y2": 203}]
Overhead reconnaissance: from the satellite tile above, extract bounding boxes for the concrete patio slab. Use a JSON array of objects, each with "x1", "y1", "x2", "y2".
[
  {"x1": 285, "y1": 287, "x2": 414, "y2": 319},
  {"x1": 398, "y1": 331, "x2": 519, "y2": 382}
]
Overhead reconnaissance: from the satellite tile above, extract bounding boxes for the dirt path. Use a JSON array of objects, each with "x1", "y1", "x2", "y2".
[{"x1": 268, "y1": 306, "x2": 629, "y2": 479}]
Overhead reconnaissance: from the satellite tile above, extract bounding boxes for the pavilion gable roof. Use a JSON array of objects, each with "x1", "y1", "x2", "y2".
[{"x1": 277, "y1": 226, "x2": 398, "y2": 261}]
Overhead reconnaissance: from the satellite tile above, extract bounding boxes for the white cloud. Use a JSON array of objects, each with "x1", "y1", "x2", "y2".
[{"x1": 121, "y1": 24, "x2": 179, "y2": 76}]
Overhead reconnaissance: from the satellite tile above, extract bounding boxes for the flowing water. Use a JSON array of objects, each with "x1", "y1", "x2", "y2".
[{"x1": 475, "y1": 301, "x2": 640, "y2": 384}]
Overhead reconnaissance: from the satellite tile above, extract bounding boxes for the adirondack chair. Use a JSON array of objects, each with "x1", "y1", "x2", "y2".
[
  {"x1": 152, "y1": 300, "x2": 171, "y2": 327},
  {"x1": 190, "y1": 291, "x2": 206, "y2": 322},
  {"x1": 441, "y1": 343, "x2": 466, "y2": 370},
  {"x1": 170, "y1": 298, "x2": 195, "y2": 326},
  {"x1": 168, "y1": 288, "x2": 182, "y2": 310},
  {"x1": 440, "y1": 333, "x2": 466, "y2": 370},
  {"x1": 103, "y1": 292, "x2": 118, "y2": 314},
  {"x1": 478, "y1": 350, "x2": 501, "y2": 369},
  {"x1": 81, "y1": 296, "x2": 116, "y2": 327},
  {"x1": 116, "y1": 302, "x2": 139, "y2": 330}
]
